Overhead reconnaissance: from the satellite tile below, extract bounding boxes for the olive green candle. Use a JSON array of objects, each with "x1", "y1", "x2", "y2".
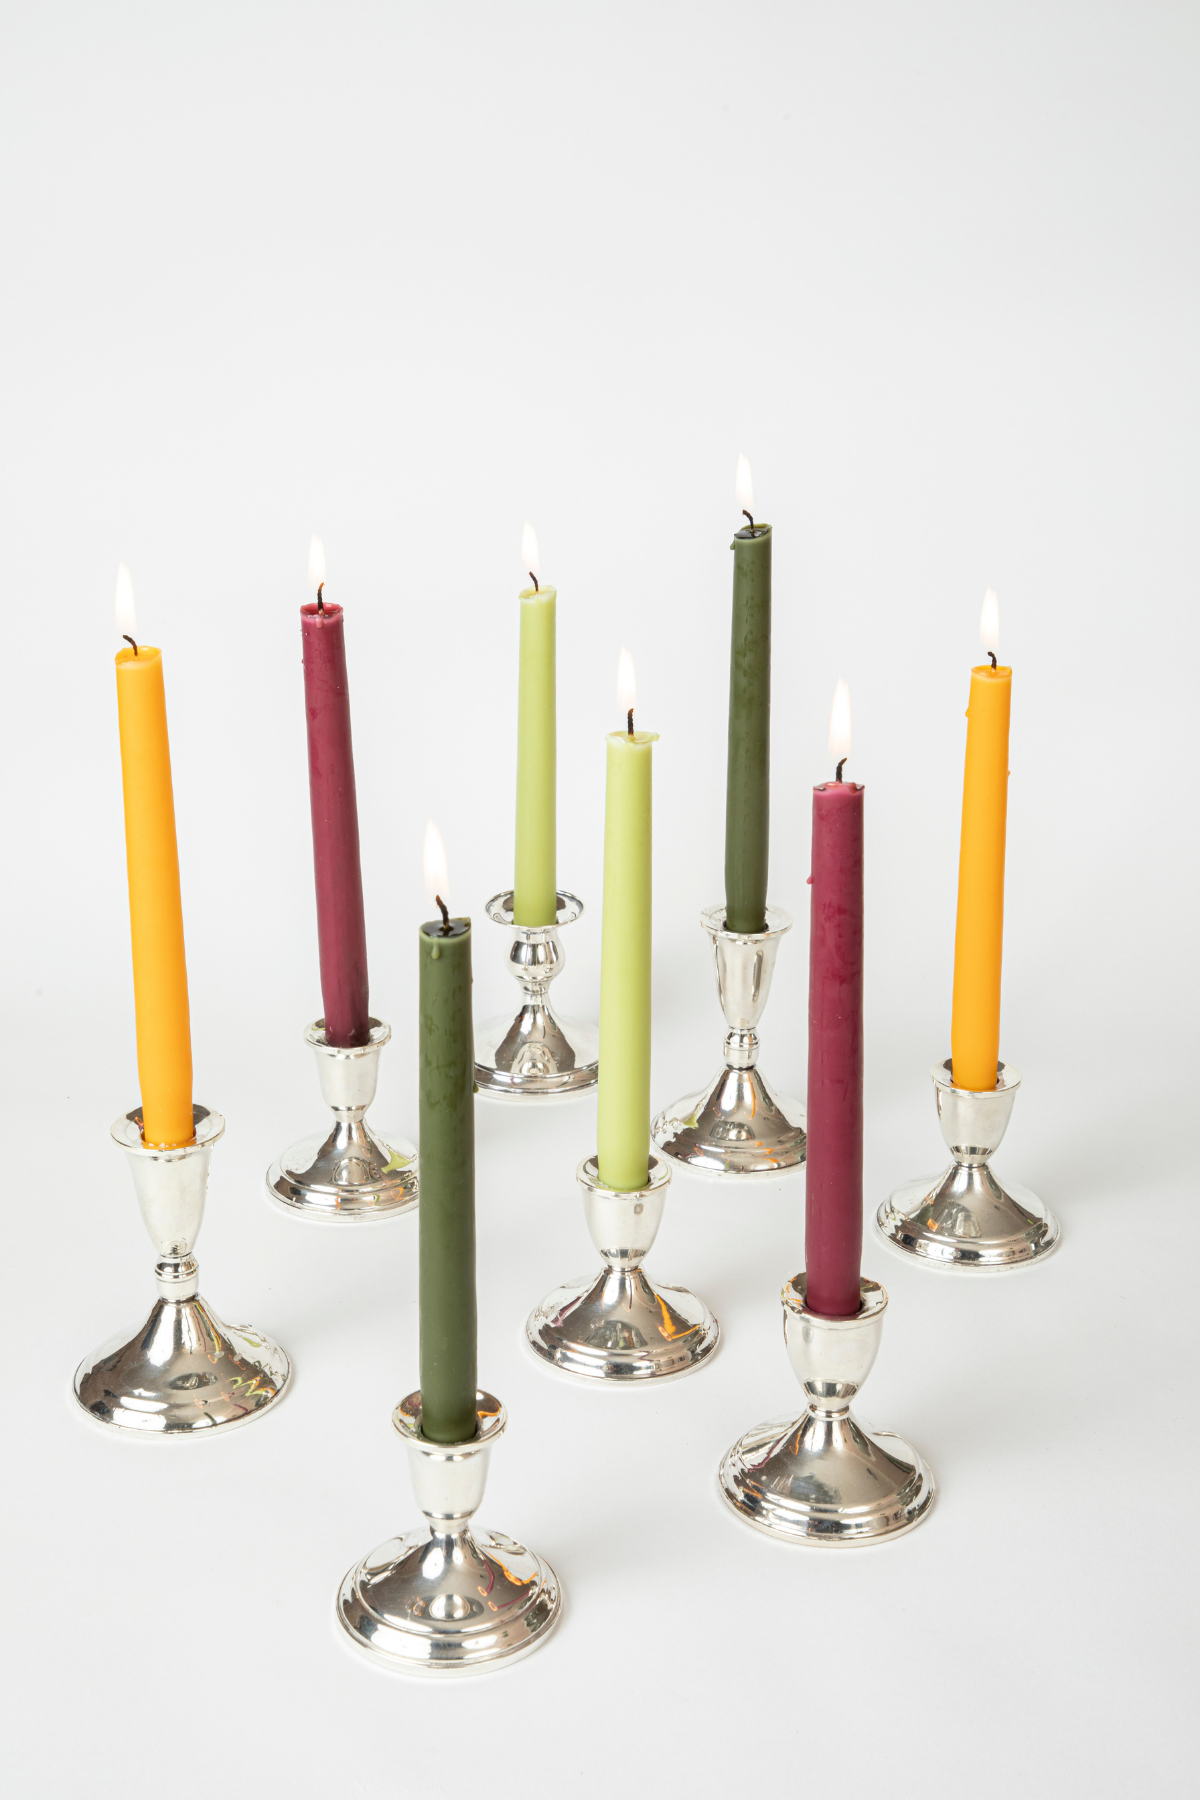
[
  {"x1": 724, "y1": 521, "x2": 772, "y2": 935},
  {"x1": 418, "y1": 914, "x2": 477, "y2": 1444}
]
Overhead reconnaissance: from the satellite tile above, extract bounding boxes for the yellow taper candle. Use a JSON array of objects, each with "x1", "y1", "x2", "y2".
[
  {"x1": 951, "y1": 588, "x2": 1011, "y2": 1092},
  {"x1": 513, "y1": 522, "x2": 557, "y2": 927},
  {"x1": 113, "y1": 566, "x2": 193, "y2": 1146},
  {"x1": 596, "y1": 647, "x2": 657, "y2": 1191}
]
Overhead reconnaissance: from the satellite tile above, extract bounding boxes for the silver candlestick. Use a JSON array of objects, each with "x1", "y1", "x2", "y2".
[
  {"x1": 337, "y1": 1390, "x2": 562, "y2": 1676},
  {"x1": 474, "y1": 891, "x2": 599, "y2": 1099},
  {"x1": 75, "y1": 1105, "x2": 292, "y2": 1435},
  {"x1": 876, "y1": 1059, "x2": 1060, "y2": 1271},
  {"x1": 719, "y1": 1275, "x2": 935, "y2": 1544},
  {"x1": 267, "y1": 1017, "x2": 417, "y2": 1221},
  {"x1": 526, "y1": 1153, "x2": 720, "y2": 1380},
  {"x1": 653, "y1": 905, "x2": 806, "y2": 1178}
]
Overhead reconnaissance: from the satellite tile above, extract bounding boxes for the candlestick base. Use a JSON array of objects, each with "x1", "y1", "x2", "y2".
[
  {"x1": 336, "y1": 1391, "x2": 561, "y2": 1676},
  {"x1": 875, "y1": 1060, "x2": 1060, "y2": 1271},
  {"x1": 719, "y1": 1276, "x2": 935, "y2": 1544},
  {"x1": 474, "y1": 891, "x2": 599, "y2": 1099},
  {"x1": 526, "y1": 1155, "x2": 720, "y2": 1380},
  {"x1": 653, "y1": 905, "x2": 806, "y2": 1178},
  {"x1": 267, "y1": 1018, "x2": 418, "y2": 1221},
  {"x1": 74, "y1": 1107, "x2": 291, "y2": 1435}
]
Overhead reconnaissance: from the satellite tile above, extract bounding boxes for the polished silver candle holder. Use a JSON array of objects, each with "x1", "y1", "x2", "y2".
[
  {"x1": 474, "y1": 890, "x2": 599, "y2": 1099},
  {"x1": 75, "y1": 1104, "x2": 292, "y2": 1435},
  {"x1": 267, "y1": 1017, "x2": 417, "y2": 1220},
  {"x1": 719, "y1": 1274, "x2": 935, "y2": 1544},
  {"x1": 876, "y1": 1059, "x2": 1060, "y2": 1271},
  {"x1": 337, "y1": 1389, "x2": 561, "y2": 1676},
  {"x1": 653, "y1": 904, "x2": 806, "y2": 1178},
  {"x1": 526, "y1": 1153, "x2": 720, "y2": 1380}
]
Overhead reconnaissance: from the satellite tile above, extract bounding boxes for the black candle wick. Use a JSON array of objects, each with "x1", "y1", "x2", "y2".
[
  {"x1": 742, "y1": 509, "x2": 754, "y2": 529},
  {"x1": 835, "y1": 758, "x2": 846, "y2": 783},
  {"x1": 122, "y1": 634, "x2": 138, "y2": 656},
  {"x1": 988, "y1": 651, "x2": 997, "y2": 669},
  {"x1": 435, "y1": 894, "x2": 451, "y2": 934},
  {"x1": 316, "y1": 581, "x2": 325, "y2": 615},
  {"x1": 627, "y1": 708, "x2": 634, "y2": 736},
  {"x1": 530, "y1": 571, "x2": 539, "y2": 592}
]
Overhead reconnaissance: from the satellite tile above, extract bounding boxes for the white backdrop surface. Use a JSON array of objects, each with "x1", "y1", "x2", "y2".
[{"x1": 2, "y1": 4, "x2": 1197, "y2": 1795}]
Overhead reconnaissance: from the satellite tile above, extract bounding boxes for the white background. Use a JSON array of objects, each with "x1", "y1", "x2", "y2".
[{"x1": 2, "y1": 4, "x2": 1197, "y2": 1794}]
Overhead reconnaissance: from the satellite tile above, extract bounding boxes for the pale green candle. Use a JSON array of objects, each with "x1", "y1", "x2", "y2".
[
  {"x1": 513, "y1": 578, "x2": 557, "y2": 927},
  {"x1": 597, "y1": 705, "x2": 657, "y2": 1192}
]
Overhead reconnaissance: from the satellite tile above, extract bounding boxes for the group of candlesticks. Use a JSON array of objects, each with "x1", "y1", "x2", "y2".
[{"x1": 75, "y1": 458, "x2": 1060, "y2": 1677}]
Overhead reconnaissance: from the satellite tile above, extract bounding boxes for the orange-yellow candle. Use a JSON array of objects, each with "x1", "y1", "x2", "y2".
[
  {"x1": 114, "y1": 565, "x2": 193, "y2": 1146},
  {"x1": 951, "y1": 588, "x2": 1010, "y2": 1092}
]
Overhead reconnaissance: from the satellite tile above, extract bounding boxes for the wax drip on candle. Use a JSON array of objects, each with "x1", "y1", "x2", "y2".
[{"x1": 122, "y1": 634, "x2": 139, "y2": 656}]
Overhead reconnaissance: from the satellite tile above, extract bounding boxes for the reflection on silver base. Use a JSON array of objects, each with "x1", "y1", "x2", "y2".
[
  {"x1": 337, "y1": 1392, "x2": 561, "y2": 1676},
  {"x1": 75, "y1": 1104, "x2": 292, "y2": 1435},
  {"x1": 267, "y1": 1018, "x2": 417, "y2": 1221},
  {"x1": 474, "y1": 891, "x2": 598, "y2": 1099},
  {"x1": 74, "y1": 1296, "x2": 291, "y2": 1435},
  {"x1": 653, "y1": 1065, "x2": 806, "y2": 1180},
  {"x1": 653, "y1": 905, "x2": 806, "y2": 1178},
  {"x1": 526, "y1": 1155, "x2": 720, "y2": 1381},
  {"x1": 719, "y1": 1276, "x2": 935, "y2": 1545},
  {"x1": 876, "y1": 1059, "x2": 1060, "y2": 1271}
]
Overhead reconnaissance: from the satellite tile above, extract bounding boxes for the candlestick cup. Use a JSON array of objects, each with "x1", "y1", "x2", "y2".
[
  {"x1": 337, "y1": 1390, "x2": 561, "y2": 1675},
  {"x1": 653, "y1": 905, "x2": 806, "y2": 1178},
  {"x1": 74, "y1": 1105, "x2": 292, "y2": 1435},
  {"x1": 526, "y1": 1154, "x2": 719, "y2": 1380},
  {"x1": 876, "y1": 1060, "x2": 1059, "y2": 1270},
  {"x1": 474, "y1": 890, "x2": 599, "y2": 1098},
  {"x1": 719, "y1": 1275, "x2": 934, "y2": 1543},
  {"x1": 267, "y1": 1018, "x2": 418, "y2": 1220}
]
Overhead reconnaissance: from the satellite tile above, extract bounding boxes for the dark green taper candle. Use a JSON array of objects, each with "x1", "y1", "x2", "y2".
[
  {"x1": 418, "y1": 910, "x2": 477, "y2": 1444},
  {"x1": 724, "y1": 517, "x2": 773, "y2": 934}
]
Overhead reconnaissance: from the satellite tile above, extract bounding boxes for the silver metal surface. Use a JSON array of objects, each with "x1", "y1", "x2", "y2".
[
  {"x1": 653, "y1": 905, "x2": 806, "y2": 1178},
  {"x1": 526, "y1": 1154, "x2": 720, "y2": 1380},
  {"x1": 267, "y1": 1018, "x2": 418, "y2": 1221},
  {"x1": 474, "y1": 891, "x2": 599, "y2": 1099},
  {"x1": 719, "y1": 1275, "x2": 935, "y2": 1544},
  {"x1": 337, "y1": 1390, "x2": 562, "y2": 1676},
  {"x1": 876, "y1": 1059, "x2": 1060, "y2": 1271},
  {"x1": 74, "y1": 1105, "x2": 292, "y2": 1435}
]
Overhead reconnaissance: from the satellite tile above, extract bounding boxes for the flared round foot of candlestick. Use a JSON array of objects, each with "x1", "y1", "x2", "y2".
[
  {"x1": 74, "y1": 1295, "x2": 291, "y2": 1435},
  {"x1": 473, "y1": 891, "x2": 599, "y2": 1100},
  {"x1": 336, "y1": 1392, "x2": 562, "y2": 1676},
  {"x1": 875, "y1": 1059, "x2": 1060, "y2": 1271},
  {"x1": 653, "y1": 1065, "x2": 806, "y2": 1179},
  {"x1": 267, "y1": 1124, "x2": 418, "y2": 1221},
  {"x1": 717, "y1": 1275, "x2": 934, "y2": 1545},
  {"x1": 526, "y1": 1266, "x2": 720, "y2": 1381}
]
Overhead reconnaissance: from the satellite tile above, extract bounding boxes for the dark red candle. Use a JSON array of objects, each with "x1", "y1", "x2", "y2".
[
  {"x1": 300, "y1": 598, "x2": 370, "y2": 1048},
  {"x1": 804, "y1": 778, "x2": 864, "y2": 1317}
]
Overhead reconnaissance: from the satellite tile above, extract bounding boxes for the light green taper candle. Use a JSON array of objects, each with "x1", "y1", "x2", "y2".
[
  {"x1": 513, "y1": 523, "x2": 557, "y2": 927},
  {"x1": 597, "y1": 650, "x2": 657, "y2": 1191}
]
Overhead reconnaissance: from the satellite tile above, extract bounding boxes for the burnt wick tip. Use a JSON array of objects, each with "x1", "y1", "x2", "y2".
[
  {"x1": 627, "y1": 708, "x2": 634, "y2": 736},
  {"x1": 530, "y1": 571, "x2": 539, "y2": 592},
  {"x1": 316, "y1": 582, "x2": 325, "y2": 615},
  {"x1": 435, "y1": 894, "x2": 451, "y2": 934},
  {"x1": 835, "y1": 758, "x2": 846, "y2": 783},
  {"x1": 988, "y1": 651, "x2": 997, "y2": 669},
  {"x1": 742, "y1": 509, "x2": 754, "y2": 530},
  {"x1": 122, "y1": 634, "x2": 138, "y2": 656}
]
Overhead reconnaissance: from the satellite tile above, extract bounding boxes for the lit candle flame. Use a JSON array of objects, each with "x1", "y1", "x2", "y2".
[
  {"x1": 114, "y1": 564, "x2": 137, "y2": 638},
  {"x1": 735, "y1": 453, "x2": 754, "y2": 516},
  {"x1": 980, "y1": 587, "x2": 1000, "y2": 658},
  {"x1": 616, "y1": 646, "x2": 637, "y2": 719},
  {"x1": 521, "y1": 522, "x2": 540, "y2": 584},
  {"x1": 308, "y1": 535, "x2": 326, "y2": 590},
  {"x1": 423, "y1": 820, "x2": 450, "y2": 913},
  {"x1": 828, "y1": 679, "x2": 852, "y2": 764}
]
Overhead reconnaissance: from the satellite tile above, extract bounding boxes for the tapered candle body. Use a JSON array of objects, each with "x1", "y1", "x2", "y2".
[
  {"x1": 725, "y1": 524, "x2": 772, "y2": 935},
  {"x1": 805, "y1": 780, "x2": 864, "y2": 1318},
  {"x1": 115, "y1": 645, "x2": 193, "y2": 1148},
  {"x1": 418, "y1": 917, "x2": 477, "y2": 1444},
  {"x1": 597, "y1": 730, "x2": 658, "y2": 1191},
  {"x1": 513, "y1": 583, "x2": 557, "y2": 926},
  {"x1": 300, "y1": 602, "x2": 369, "y2": 1048},
  {"x1": 951, "y1": 665, "x2": 1011, "y2": 1091}
]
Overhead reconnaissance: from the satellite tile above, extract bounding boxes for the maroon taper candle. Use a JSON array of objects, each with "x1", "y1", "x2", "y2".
[
  {"x1": 804, "y1": 778, "x2": 864, "y2": 1317},
  {"x1": 300, "y1": 597, "x2": 370, "y2": 1048}
]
